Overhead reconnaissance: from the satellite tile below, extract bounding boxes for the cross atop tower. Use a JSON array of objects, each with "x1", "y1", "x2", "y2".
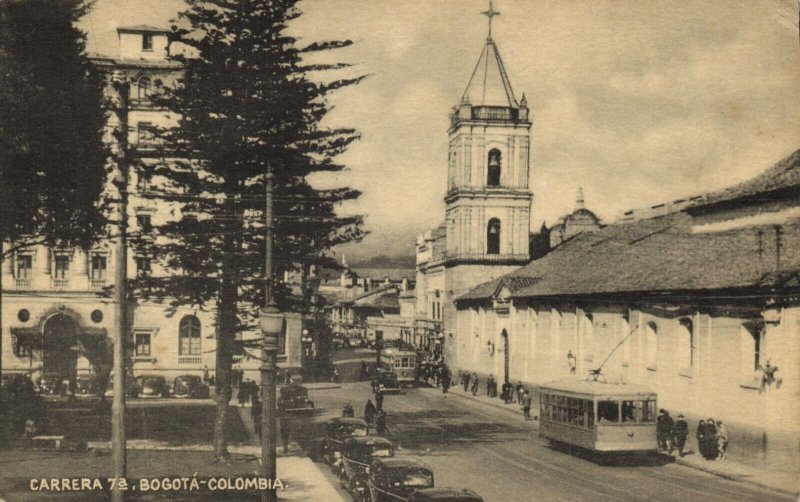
[{"x1": 481, "y1": 0, "x2": 500, "y2": 41}]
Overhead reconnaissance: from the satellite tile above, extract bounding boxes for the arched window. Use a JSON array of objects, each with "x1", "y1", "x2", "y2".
[
  {"x1": 740, "y1": 322, "x2": 762, "y2": 380},
  {"x1": 677, "y1": 318, "x2": 694, "y2": 370},
  {"x1": 487, "y1": 149, "x2": 501, "y2": 186},
  {"x1": 138, "y1": 76, "x2": 151, "y2": 101},
  {"x1": 178, "y1": 315, "x2": 201, "y2": 355},
  {"x1": 645, "y1": 321, "x2": 658, "y2": 369},
  {"x1": 487, "y1": 218, "x2": 501, "y2": 254}
]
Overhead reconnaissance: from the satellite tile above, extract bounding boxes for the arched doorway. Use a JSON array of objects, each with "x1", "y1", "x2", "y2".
[
  {"x1": 42, "y1": 314, "x2": 79, "y2": 392},
  {"x1": 500, "y1": 329, "x2": 510, "y2": 384}
]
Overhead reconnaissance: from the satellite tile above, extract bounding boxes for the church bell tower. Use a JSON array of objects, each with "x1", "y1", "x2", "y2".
[{"x1": 444, "y1": 1, "x2": 532, "y2": 266}]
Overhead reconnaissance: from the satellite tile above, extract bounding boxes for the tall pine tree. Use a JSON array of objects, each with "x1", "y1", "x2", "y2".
[
  {"x1": 0, "y1": 0, "x2": 108, "y2": 380},
  {"x1": 140, "y1": 0, "x2": 365, "y2": 459}
]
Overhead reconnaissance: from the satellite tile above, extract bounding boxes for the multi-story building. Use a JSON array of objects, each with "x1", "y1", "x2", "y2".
[
  {"x1": 1, "y1": 26, "x2": 302, "y2": 390},
  {"x1": 414, "y1": 21, "x2": 536, "y2": 361}
]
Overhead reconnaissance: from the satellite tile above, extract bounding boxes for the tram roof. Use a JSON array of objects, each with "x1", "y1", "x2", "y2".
[
  {"x1": 540, "y1": 379, "x2": 656, "y2": 397},
  {"x1": 381, "y1": 347, "x2": 417, "y2": 356}
]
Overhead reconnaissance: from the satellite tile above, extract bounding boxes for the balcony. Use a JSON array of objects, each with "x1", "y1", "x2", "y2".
[
  {"x1": 91, "y1": 278, "x2": 107, "y2": 290},
  {"x1": 15, "y1": 277, "x2": 31, "y2": 288},
  {"x1": 178, "y1": 356, "x2": 201, "y2": 365},
  {"x1": 52, "y1": 279, "x2": 70, "y2": 289}
]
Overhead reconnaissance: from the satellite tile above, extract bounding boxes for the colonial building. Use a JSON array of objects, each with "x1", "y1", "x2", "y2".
[
  {"x1": 1, "y1": 26, "x2": 302, "y2": 390},
  {"x1": 415, "y1": 24, "x2": 533, "y2": 361},
  {"x1": 454, "y1": 149, "x2": 800, "y2": 470}
]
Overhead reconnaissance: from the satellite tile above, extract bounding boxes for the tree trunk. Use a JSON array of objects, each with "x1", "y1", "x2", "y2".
[{"x1": 213, "y1": 224, "x2": 238, "y2": 460}]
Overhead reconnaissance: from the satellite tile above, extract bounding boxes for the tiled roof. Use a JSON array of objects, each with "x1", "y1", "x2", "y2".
[
  {"x1": 350, "y1": 268, "x2": 415, "y2": 282},
  {"x1": 698, "y1": 149, "x2": 800, "y2": 206},
  {"x1": 118, "y1": 25, "x2": 170, "y2": 33},
  {"x1": 352, "y1": 286, "x2": 401, "y2": 310},
  {"x1": 459, "y1": 212, "x2": 800, "y2": 301}
]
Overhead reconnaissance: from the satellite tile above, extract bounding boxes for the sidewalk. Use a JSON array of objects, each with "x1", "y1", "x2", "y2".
[{"x1": 428, "y1": 386, "x2": 799, "y2": 497}]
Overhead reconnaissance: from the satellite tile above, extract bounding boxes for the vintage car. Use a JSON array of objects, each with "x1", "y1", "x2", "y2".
[
  {"x1": 38, "y1": 374, "x2": 63, "y2": 395},
  {"x1": 372, "y1": 371, "x2": 402, "y2": 395},
  {"x1": 367, "y1": 458, "x2": 434, "y2": 502},
  {"x1": 104, "y1": 375, "x2": 141, "y2": 398},
  {"x1": 75, "y1": 375, "x2": 98, "y2": 396},
  {"x1": 277, "y1": 384, "x2": 314, "y2": 413},
  {"x1": 173, "y1": 375, "x2": 210, "y2": 399},
  {"x1": 321, "y1": 417, "x2": 370, "y2": 466},
  {"x1": 407, "y1": 488, "x2": 484, "y2": 502},
  {"x1": 137, "y1": 375, "x2": 171, "y2": 398},
  {"x1": 338, "y1": 436, "x2": 395, "y2": 496}
]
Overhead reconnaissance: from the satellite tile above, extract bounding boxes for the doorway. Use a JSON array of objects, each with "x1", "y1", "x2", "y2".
[{"x1": 42, "y1": 314, "x2": 78, "y2": 392}]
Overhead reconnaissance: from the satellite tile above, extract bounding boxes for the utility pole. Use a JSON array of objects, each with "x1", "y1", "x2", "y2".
[
  {"x1": 110, "y1": 72, "x2": 130, "y2": 502},
  {"x1": 259, "y1": 169, "x2": 282, "y2": 502}
]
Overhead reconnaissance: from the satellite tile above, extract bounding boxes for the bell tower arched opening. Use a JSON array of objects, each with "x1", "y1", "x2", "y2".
[
  {"x1": 487, "y1": 218, "x2": 501, "y2": 254},
  {"x1": 487, "y1": 149, "x2": 502, "y2": 186}
]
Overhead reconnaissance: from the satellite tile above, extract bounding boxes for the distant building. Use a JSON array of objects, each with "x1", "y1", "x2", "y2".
[
  {"x1": 548, "y1": 187, "x2": 604, "y2": 248},
  {"x1": 454, "y1": 149, "x2": 800, "y2": 471}
]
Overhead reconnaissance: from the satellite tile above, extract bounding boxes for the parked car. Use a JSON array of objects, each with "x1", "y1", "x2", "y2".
[
  {"x1": 321, "y1": 417, "x2": 370, "y2": 466},
  {"x1": 173, "y1": 375, "x2": 210, "y2": 399},
  {"x1": 38, "y1": 374, "x2": 62, "y2": 395},
  {"x1": 137, "y1": 375, "x2": 171, "y2": 398},
  {"x1": 407, "y1": 488, "x2": 484, "y2": 502},
  {"x1": 338, "y1": 436, "x2": 395, "y2": 496},
  {"x1": 372, "y1": 371, "x2": 402, "y2": 395},
  {"x1": 75, "y1": 375, "x2": 98, "y2": 396},
  {"x1": 277, "y1": 384, "x2": 314, "y2": 413},
  {"x1": 104, "y1": 375, "x2": 141, "y2": 398},
  {"x1": 367, "y1": 458, "x2": 434, "y2": 502}
]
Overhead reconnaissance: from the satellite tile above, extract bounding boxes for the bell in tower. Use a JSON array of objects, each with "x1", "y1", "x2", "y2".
[{"x1": 487, "y1": 150, "x2": 501, "y2": 187}]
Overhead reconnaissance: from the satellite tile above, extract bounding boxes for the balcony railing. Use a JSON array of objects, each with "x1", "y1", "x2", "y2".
[
  {"x1": 15, "y1": 277, "x2": 31, "y2": 288},
  {"x1": 178, "y1": 356, "x2": 201, "y2": 365},
  {"x1": 91, "y1": 278, "x2": 107, "y2": 289},
  {"x1": 52, "y1": 279, "x2": 70, "y2": 288}
]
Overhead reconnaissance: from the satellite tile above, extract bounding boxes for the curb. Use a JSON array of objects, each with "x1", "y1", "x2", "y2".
[
  {"x1": 433, "y1": 388, "x2": 532, "y2": 420},
  {"x1": 672, "y1": 456, "x2": 798, "y2": 497},
  {"x1": 303, "y1": 384, "x2": 342, "y2": 391}
]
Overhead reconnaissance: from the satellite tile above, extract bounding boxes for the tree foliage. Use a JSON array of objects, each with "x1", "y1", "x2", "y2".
[
  {"x1": 139, "y1": 0, "x2": 366, "y2": 458},
  {"x1": 0, "y1": 0, "x2": 108, "y2": 251}
]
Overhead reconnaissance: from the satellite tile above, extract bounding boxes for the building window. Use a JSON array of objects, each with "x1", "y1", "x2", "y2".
[
  {"x1": 135, "y1": 333, "x2": 151, "y2": 356},
  {"x1": 178, "y1": 315, "x2": 201, "y2": 355},
  {"x1": 137, "y1": 214, "x2": 153, "y2": 234},
  {"x1": 487, "y1": 218, "x2": 501, "y2": 254},
  {"x1": 677, "y1": 317, "x2": 694, "y2": 370},
  {"x1": 16, "y1": 255, "x2": 32, "y2": 278},
  {"x1": 487, "y1": 148, "x2": 501, "y2": 186},
  {"x1": 645, "y1": 321, "x2": 658, "y2": 370},
  {"x1": 136, "y1": 167, "x2": 149, "y2": 192},
  {"x1": 54, "y1": 255, "x2": 70, "y2": 279},
  {"x1": 137, "y1": 122, "x2": 156, "y2": 146},
  {"x1": 136, "y1": 255, "x2": 151, "y2": 277},
  {"x1": 740, "y1": 323, "x2": 762, "y2": 381},
  {"x1": 137, "y1": 76, "x2": 151, "y2": 101},
  {"x1": 142, "y1": 33, "x2": 153, "y2": 51},
  {"x1": 91, "y1": 254, "x2": 107, "y2": 280}
]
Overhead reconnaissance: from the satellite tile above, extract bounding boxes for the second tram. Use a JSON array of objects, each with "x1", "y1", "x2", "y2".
[
  {"x1": 538, "y1": 379, "x2": 658, "y2": 452},
  {"x1": 378, "y1": 348, "x2": 418, "y2": 386}
]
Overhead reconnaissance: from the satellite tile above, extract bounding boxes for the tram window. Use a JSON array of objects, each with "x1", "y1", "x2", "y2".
[
  {"x1": 597, "y1": 401, "x2": 620, "y2": 423},
  {"x1": 587, "y1": 405, "x2": 595, "y2": 430},
  {"x1": 622, "y1": 401, "x2": 636, "y2": 422},
  {"x1": 638, "y1": 400, "x2": 656, "y2": 422}
]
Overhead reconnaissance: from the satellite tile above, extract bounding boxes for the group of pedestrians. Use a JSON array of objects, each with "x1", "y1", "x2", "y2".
[
  {"x1": 657, "y1": 409, "x2": 728, "y2": 460},
  {"x1": 237, "y1": 378, "x2": 258, "y2": 407},
  {"x1": 460, "y1": 372, "x2": 532, "y2": 419},
  {"x1": 362, "y1": 398, "x2": 388, "y2": 434}
]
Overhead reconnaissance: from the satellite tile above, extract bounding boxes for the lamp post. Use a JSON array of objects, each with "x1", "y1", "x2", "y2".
[
  {"x1": 259, "y1": 170, "x2": 281, "y2": 502},
  {"x1": 110, "y1": 71, "x2": 130, "y2": 502}
]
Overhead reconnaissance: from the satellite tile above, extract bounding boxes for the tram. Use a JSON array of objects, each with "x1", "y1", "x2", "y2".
[
  {"x1": 378, "y1": 348, "x2": 418, "y2": 386},
  {"x1": 538, "y1": 379, "x2": 658, "y2": 452}
]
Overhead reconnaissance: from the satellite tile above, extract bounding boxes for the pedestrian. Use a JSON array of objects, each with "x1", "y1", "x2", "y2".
[
  {"x1": 284, "y1": 370, "x2": 292, "y2": 385},
  {"x1": 462, "y1": 372, "x2": 470, "y2": 392},
  {"x1": 656, "y1": 409, "x2": 670, "y2": 452},
  {"x1": 696, "y1": 420, "x2": 706, "y2": 458},
  {"x1": 486, "y1": 374, "x2": 494, "y2": 397},
  {"x1": 280, "y1": 417, "x2": 290, "y2": 454},
  {"x1": 342, "y1": 401, "x2": 355, "y2": 417},
  {"x1": 203, "y1": 365, "x2": 210, "y2": 384},
  {"x1": 251, "y1": 395, "x2": 262, "y2": 438},
  {"x1": 364, "y1": 399, "x2": 377, "y2": 425},
  {"x1": 515, "y1": 381, "x2": 523, "y2": 403},
  {"x1": 522, "y1": 390, "x2": 532, "y2": 420},
  {"x1": 440, "y1": 366, "x2": 450, "y2": 397},
  {"x1": 673, "y1": 414, "x2": 688, "y2": 457},
  {"x1": 471, "y1": 373, "x2": 479, "y2": 396},
  {"x1": 360, "y1": 361, "x2": 368, "y2": 381},
  {"x1": 502, "y1": 381, "x2": 513, "y2": 404},
  {"x1": 703, "y1": 418, "x2": 718, "y2": 460},
  {"x1": 375, "y1": 392, "x2": 384, "y2": 412},
  {"x1": 237, "y1": 380, "x2": 248, "y2": 407},
  {"x1": 332, "y1": 367, "x2": 340, "y2": 383},
  {"x1": 716, "y1": 420, "x2": 728, "y2": 460},
  {"x1": 663, "y1": 410, "x2": 675, "y2": 453},
  {"x1": 376, "y1": 411, "x2": 388, "y2": 435}
]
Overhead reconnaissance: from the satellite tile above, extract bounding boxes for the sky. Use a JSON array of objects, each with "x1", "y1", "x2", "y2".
[{"x1": 79, "y1": 0, "x2": 800, "y2": 264}]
